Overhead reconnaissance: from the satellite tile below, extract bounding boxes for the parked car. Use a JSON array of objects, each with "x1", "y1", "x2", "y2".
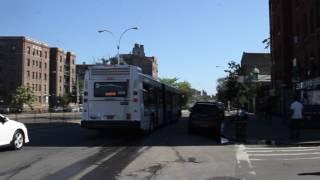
[
  {"x1": 9, "y1": 107, "x2": 22, "y2": 113},
  {"x1": 188, "y1": 102, "x2": 224, "y2": 142},
  {"x1": 0, "y1": 107, "x2": 10, "y2": 114},
  {"x1": 79, "y1": 104, "x2": 83, "y2": 112},
  {"x1": 49, "y1": 106, "x2": 64, "y2": 112},
  {"x1": 71, "y1": 106, "x2": 80, "y2": 112},
  {"x1": 0, "y1": 114, "x2": 29, "y2": 150},
  {"x1": 63, "y1": 106, "x2": 80, "y2": 112}
]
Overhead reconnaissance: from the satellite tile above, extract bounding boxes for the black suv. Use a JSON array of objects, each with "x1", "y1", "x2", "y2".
[{"x1": 188, "y1": 102, "x2": 224, "y2": 141}]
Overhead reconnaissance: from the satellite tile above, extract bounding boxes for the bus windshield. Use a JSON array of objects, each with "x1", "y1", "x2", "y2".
[{"x1": 94, "y1": 82, "x2": 128, "y2": 97}]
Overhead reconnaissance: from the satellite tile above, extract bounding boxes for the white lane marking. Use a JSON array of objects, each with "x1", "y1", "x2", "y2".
[
  {"x1": 245, "y1": 146, "x2": 320, "y2": 150},
  {"x1": 137, "y1": 146, "x2": 148, "y2": 153},
  {"x1": 70, "y1": 147, "x2": 126, "y2": 180},
  {"x1": 236, "y1": 145, "x2": 254, "y2": 170},
  {"x1": 251, "y1": 156, "x2": 320, "y2": 161},
  {"x1": 249, "y1": 152, "x2": 320, "y2": 156},
  {"x1": 246, "y1": 149, "x2": 320, "y2": 153}
]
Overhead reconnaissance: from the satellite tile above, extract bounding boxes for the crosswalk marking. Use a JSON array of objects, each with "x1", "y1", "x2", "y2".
[
  {"x1": 242, "y1": 145, "x2": 320, "y2": 161},
  {"x1": 251, "y1": 156, "x2": 320, "y2": 161},
  {"x1": 250, "y1": 152, "x2": 320, "y2": 156},
  {"x1": 246, "y1": 148, "x2": 319, "y2": 153},
  {"x1": 245, "y1": 146, "x2": 320, "y2": 150}
]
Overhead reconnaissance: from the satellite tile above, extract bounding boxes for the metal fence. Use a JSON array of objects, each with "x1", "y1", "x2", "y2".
[{"x1": 4, "y1": 111, "x2": 82, "y2": 124}]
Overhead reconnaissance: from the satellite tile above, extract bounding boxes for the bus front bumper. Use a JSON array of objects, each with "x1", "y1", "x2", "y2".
[{"x1": 81, "y1": 120, "x2": 140, "y2": 129}]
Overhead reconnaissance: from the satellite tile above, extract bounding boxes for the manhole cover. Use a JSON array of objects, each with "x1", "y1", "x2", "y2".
[{"x1": 206, "y1": 177, "x2": 242, "y2": 180}]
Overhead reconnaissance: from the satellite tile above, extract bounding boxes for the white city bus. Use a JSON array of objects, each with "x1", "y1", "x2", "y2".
[{"x1": 81, "y1": 65, "x2": 181, "y2": 132}]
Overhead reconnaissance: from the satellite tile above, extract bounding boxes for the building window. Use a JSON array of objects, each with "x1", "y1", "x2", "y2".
[
  {"x1": 310, "y1": 9, "x2": 315, "y2": 33},
  {"x1": 38, "y1": 96, "x2": 41, "y2": 103},
  {"x1": 36, "y1": 72, "x2": 38, "y2": 80},
  {"x1": 44, "y1": 73, "x2": 47, "y2": 80},
  {"x1": 9, "y1": 82, "x2": 14, "y2": 91},
  {"x1": 36, "y1": 61, "x2": 38, "y2": 67},
  {"x1": 32, "y1": 49, "x2": 35, "y2": 56},
  {"x1": 44, "y1": 63, "x2": 47, "y2": 69},
  {"x1": 59, "y1": 76, "x2": 62, "y2": 82},
  {"x1": 32, "y1": 72, "x2": 35, "y2": 79},
  {"x1": 32, "y1": 84, "x2": 35, "y2": 91},
  {"x1": 317, "y1": 0, "x2": 320, "y2": 27},
  {"x1": 27, "y1": 58, "x2": 30, "y2": 66},
  {"x1": 39, "y1": 84, "x2": 41, "y2": 91},
  {"x1": 32, "y1": 60, "x2": 35, "y2": 66},
  {"x1": 27, "y1": 71, "x2": 30, "y2": 78},
  {"x1": 40, "y1": 51, "x2": 42, "y2": 57},
  {"x1": 39, "y1": 73, "x2": 41, "y2": 79},
  {"x1": 72, "y1": 59, "x2": 74, "y2": 64},
  {"x1": 60, "y1": 66, "x2": 62, "y2": 72},
  {"x1": 27, "y1": 47, "x2": 31, "y2": 54},
  {"x1": 39, "y1": 62, "x2": 42, "y2": 68},
  {"x1": 45, "y1": 51, "x2": 47, "y2": 58},
  {"x1": 44, "y1": 85, "x2": 47, "y2": 92},
  {"x1": 60, "y1": 56, "x2": 62, "y2": 63},
  {"x1": 35, "y1": 84, "x2": 38, "y2": 91}
]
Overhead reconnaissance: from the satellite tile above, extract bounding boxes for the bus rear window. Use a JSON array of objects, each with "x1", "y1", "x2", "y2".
[{"x1": 94, "y1": 82, "x2": 128, "y2": 97}]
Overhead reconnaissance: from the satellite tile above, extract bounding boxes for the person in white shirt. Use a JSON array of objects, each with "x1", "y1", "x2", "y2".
[{"x1": 290, "y1": 96, "x2": 304, "y2": 140}]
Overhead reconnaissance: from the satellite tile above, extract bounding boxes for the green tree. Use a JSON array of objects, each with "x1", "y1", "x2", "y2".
[
  {"x1": 262, "y1": 37, "x2": 270, "y2": 49},
  {"x1": 159, "y1": 78, "x2": 192, "y2": 106},
  {"x1": 159, "y1": 78, "x2": 179, "y2": 87},
  {"x1": 224, "y1": 61, "x2": 242, "y2": 104},
  {"x1": 58, "y1": 93, "x2": 73, "y2": 107},
  {"x1": 216, "y1": 77, "x2": 228, "y2": 103},
  {"x1": 216, "y1": 61, "x2": 247, "y2": 109},
  {"x1": 12, "y1": 85, "x2": 36, "y2": 110},
  {"x1": 176, "y1": 81, "x2": 192, "y2": 106}
]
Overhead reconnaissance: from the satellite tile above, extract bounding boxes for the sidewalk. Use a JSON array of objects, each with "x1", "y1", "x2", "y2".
[
  {"x1": 246, "y1": 114, "x2": 289, "y2": 144},
  {"x1": 223, "y1": 113, "x2": 320, "y2": 145}
]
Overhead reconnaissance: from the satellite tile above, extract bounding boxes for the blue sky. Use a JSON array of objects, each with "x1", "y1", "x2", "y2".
[{"x1": 1, "y1": 0, "x2": 270, "y2": 95}]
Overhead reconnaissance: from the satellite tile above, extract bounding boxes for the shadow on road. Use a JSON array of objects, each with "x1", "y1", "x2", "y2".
[
  {"x1": 25, "y1": 117, "x2": 229, "y2": 148},
  {"x1": 39, "y1": 118, "x2": 229, "y2": 180},
  {"x1": 298, "y1": 172, "x2": 320, "y2": 176}
]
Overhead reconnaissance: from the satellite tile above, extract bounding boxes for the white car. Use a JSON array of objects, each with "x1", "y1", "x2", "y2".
[{"x1": 0, "y1": 114, "x2": 29, "y2": 150}]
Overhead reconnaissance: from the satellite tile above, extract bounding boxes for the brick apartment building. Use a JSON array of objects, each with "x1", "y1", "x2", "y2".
[
  {"x1": 66, "y1": 52, "x2": 76, "y2": 94},
  {"x1": 111, "y1": 43, "x2": 159, "y2": 78},
  {"x1": 0, "y1": 36, "x2": 50, "y2": 110},
  {"x1": 49, "y1": 48, "x2": 76, "y2": 106},
  {"x1": 0, "y1": 36, "x2": 76, "y2": 111},
  {"x1": 269, "y1": 0, "x2": 320, "y2": 114}
]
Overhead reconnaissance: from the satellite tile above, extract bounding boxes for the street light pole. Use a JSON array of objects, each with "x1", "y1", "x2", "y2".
[{"x1": 98, "y1": 27, "x2": 139, "y2": 65}]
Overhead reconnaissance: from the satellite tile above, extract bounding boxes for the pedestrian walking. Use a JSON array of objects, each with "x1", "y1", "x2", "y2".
[{"x1": 290, "y1": 96, "x2": 303, "y2": 140}]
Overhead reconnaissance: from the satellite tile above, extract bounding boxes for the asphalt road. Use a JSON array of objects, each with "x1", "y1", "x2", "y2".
[{"x1": 1, "y1": 113, "x2": 320, "y2": 180}]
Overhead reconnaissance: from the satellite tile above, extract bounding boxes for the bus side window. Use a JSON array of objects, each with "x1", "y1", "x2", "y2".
[{"x1": 143, "y1": 83, "x2": 151, "y2": 107}]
